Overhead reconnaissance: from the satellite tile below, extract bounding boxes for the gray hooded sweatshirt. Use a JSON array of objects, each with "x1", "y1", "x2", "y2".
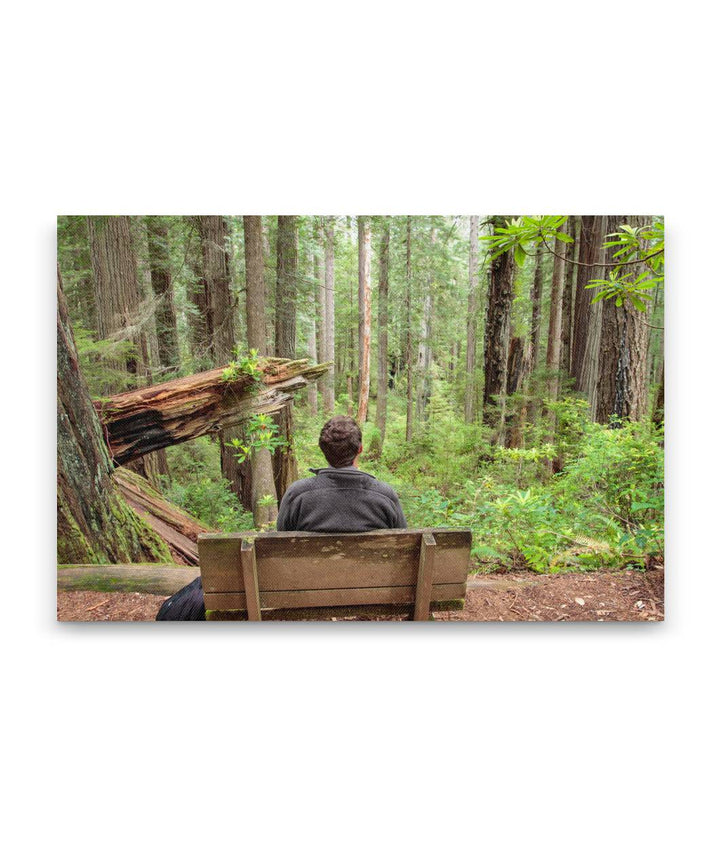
[{"x1": 276, "y1": 467, "x2": 408, "y2": 533}]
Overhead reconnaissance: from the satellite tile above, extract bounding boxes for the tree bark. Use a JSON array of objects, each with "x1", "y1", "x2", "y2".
[
  {"x1": 594, "y1": 215, "x2": 652, "y2": 423},
  {"x1": 57, "y1": 266, "x2": 171, "y2": 565},
  {"x1": 483, "y1": 216, "x2": 515, "y2": 442},
  {"x1": 571, "y1": 216, "x2": 605, "y2": 393},
  {"x1": 146, "y1": 216, "x2": 179, "y2": 377},
  {"x1": 243, "y1": 215, "x2": 278, "y2": 525},
  {"x1": 275, "y1": 216, "x2": 298, "y2": 359},
  {"x1": 273, "y1": 216, "x2": 299, "y2": 498},
  {"x1": 357, "y1": 216, "x2": 372, "y2": 424},
  {"x1": 96, "y1": 358, "x2": 329, "y2": 464},
  {"x1": 560, "y1": 216, "x2": 578, "y2": 377},
  {"x1": 323, "y1": 217, "x2": 336, "y2": 414},
  {"x1": 464, "y1": 215, "x2": 480, "y2": 423},
  {"x1": 545, "y1": 233, "x2": 566, "y2": 406},
  {"x1": 197, "y1": 216, "x2": 244, "y2": 501},
  {"x1": 376, "y1": 221, "x2": 390, "y2": 451},
  {"x1": 405, "y1": 216, "x2": 413, "y2": 442}
]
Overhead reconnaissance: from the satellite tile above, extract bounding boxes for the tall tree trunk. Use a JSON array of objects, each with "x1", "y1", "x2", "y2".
[
  {"x1": 571, "y1": 216, "x2": 605, "y2": 392},
  {"x1": 560, "y1": 216, "x2": 578, "y2": 378},
  {"x1": 483, "y1": 215, "x2": 515, "y2": 442},
  {"x1": 376, "y1": 221, "x2": 390, "y2": 451},
  {"x1": 527, "y1": 251, "x2": 544, "y2": 423},
  {"x1": 197, "y1": 216, "x2": 244, "y2": 501},
  {"x1": 545, "y1": 233, "x2": 566, "y2": 413},
  {"x1": 87, "y1": 215, "x2": 166, "y2": 484},
  {"x1": 464, "y1": 215, "x2": 479, "y2": 423},
  {"x1": 323, "y1": 217, "x2": 336, "y2": 414},
  {"x1": 185, "y1": 219, "x2": 212, "y2": 367},
  {"x1": 275, "y1": 216, "x2": 298, "y2": 359},
  {"x1": 357, "y1": 217, "x2": 372, "y2": 423},
  {"x1": 594, "y1": 215, "x2": 652, "y2": 423},
  {"x1": 314, "y1": 219, "x2": 326, "y2": 410},
  {"x1": 272, "y1": 216, "x2": 299, "y2": 498},
  {"x1": 243, "y1": 216, "x2": 278, "y2": 525},
  {"x1": 580, "y1": 216, "x2": 608, "y2": 406},
  {"x1": 57, "y1": 266, "x2": 171, "y2": 565},
  {"x1": 405, "y1": 216, "x2": 413, "y2": 442},
  {"x1": 147, "y1": 217, "x2": 179, "y2": 377},
  {"x1": 87, "y1": 215, "x2": 149, "y2": 384}
]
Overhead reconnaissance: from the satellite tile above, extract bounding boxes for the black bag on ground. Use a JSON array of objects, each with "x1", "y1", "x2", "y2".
[{"x1": 155, "y1": 576, "x2": 206, "y2": 621}]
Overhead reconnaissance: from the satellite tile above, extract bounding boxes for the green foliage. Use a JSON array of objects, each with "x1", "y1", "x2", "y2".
[
  {"x1": 221, "y1": 348, "x2": 262, "y2": 382},
  {"x1": 161, "y1": 437, "x2": 253, "y2": 532},
  {"x1": 225, "y1": 412, "x2": 287, "y2": 463},
  {"x1": 482, "y1": 215, "x2": 571, "y2": 265},
  {"x1": 74, "y1": 326, "x2": 139, "y2": 397}
]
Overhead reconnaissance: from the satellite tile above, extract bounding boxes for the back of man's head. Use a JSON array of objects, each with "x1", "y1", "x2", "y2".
[{"x1": 319, "y1": 415, "x2": 362, "y2": 468}]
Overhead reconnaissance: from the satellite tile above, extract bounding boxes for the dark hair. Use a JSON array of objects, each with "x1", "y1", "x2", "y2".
[{"x1": 319, "y1": 416, "x2": 362, "y2": 468}]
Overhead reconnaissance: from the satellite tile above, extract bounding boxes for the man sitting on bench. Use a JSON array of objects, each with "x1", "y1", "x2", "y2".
[{"x1": 156, "y1": 415, "x2": 407, "y2": 620}]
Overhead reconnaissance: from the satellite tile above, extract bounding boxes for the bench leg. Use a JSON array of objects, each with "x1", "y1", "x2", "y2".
[
  {"x1": 413, "y1": 532, "x2": 436, "y2": 620},
  {"x1": 241, "y1": 539, "x2": 262, "y2": 621}
]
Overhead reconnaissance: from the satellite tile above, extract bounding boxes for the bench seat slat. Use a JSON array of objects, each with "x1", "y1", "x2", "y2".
[{"x1": 204, "y1": 581, "x2": 466, "y2": 612}]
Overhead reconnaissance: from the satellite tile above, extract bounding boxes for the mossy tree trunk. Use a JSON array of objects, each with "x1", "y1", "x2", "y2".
[{"x1": 57, "y1": 267, "x2": 171, "y2": 565}]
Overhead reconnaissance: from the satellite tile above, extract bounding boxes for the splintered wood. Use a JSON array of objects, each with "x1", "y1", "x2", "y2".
[{"x1": 94, "y1": 357, "x2": 330, "y2": 465}]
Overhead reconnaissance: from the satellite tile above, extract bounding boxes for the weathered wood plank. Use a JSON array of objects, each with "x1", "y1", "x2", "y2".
[
  {"x1": 57, "y1": 564, "x2": 197, "y2": 595},
  {"x1": 198, "y1": 529, "x2": 471, "y2": 594},
  {"x1": 204, "y1": 582, "x2": 466, "y2": 612},
  {"x1": 414, "y1": 532, "x2": 436, "y2": 621},
  {"x1": 205, "y1": 599, "x2": 465, "y2": 621}
]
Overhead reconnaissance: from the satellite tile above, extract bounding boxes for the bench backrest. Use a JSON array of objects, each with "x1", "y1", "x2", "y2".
[{"x1": 198, "y1": 528, "x2": 471, "y2": 620}]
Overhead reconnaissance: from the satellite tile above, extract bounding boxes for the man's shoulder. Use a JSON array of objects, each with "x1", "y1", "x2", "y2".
[
  {"x1": 365, "y1": 476, "x2": 401, "y2": 501},
  {"x1": 283, "y1": 476, "x2": 319, "y2": 499}
]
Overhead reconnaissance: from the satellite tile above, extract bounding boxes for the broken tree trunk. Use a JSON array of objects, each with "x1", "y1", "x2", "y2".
[
  {"x1": 95, "y1": 357, "x2": 330, "y2": 466},
  {"x1": 113, "y1": 467, "x2": 209, "y2": 565}
]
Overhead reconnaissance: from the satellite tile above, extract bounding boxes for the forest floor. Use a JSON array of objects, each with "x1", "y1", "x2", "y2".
[{"x1": 56, "y1": 567, "x2": 663, "y2": 622}]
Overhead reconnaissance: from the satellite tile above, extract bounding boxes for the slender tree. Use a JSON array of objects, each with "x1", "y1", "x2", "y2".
[
  {"x1": 560, "y1": 216, "x2": 578, "y2": 377},
  {"x1": 404, "y1": 216, "x2": 413, "y2": 442},
  {"x1": 483, "y1": 215, "x2": 515, "y2": 441},
  {"x1": 464, "y1": 215, "x2": 480, "y2": 422},
  {"x1": 545, "y1": 234, "x2": 566, "y2": 405},
  {"x1": 275, "y1": 216, "x2": 298, "y2": 358},
  {"x1": 146, "y1": 216, "x2": 179, "y2": 377},
  {"x1": 571, "y1": 215, "x2": 605, "y2": 392},
  {"x1": 197, "y1": 216, "x2": 245, "y2": 500},
  {"x1": 272, "y1": 216, "x2": 299, "y2": 498},
  {"x1": 323, "y1": 217, "x2": 335, "y2": 414},
  {"x1": 243, "y1": 216, "x2": 279, "y2": 525},
  {"x1": 376, "y1": 220, "x2": 390, "y2": 451},
  {"x1": 357, "y1": 216, "x2": 372, "y2": 423}
]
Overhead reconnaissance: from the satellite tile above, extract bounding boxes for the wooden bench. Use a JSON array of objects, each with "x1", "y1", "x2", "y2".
[{"x1": 198, "y1": 528, "x2": 472, "y2": 621}]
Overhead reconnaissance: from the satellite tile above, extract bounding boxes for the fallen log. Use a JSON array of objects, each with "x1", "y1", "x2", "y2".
[
  {"x1": 57, "y1": 563, "x2": 198, "y2": 595},
  {"x1": 94, "y1": 357, "x2": 330, "y2": 465},
  {"x1": 113, "y1": 466, "x2": 209, "y2": 565}
]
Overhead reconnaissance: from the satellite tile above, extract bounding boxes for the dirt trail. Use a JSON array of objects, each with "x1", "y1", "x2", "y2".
[{"x1": 57, "y1": 568, "x2": 663, "y2": 622}]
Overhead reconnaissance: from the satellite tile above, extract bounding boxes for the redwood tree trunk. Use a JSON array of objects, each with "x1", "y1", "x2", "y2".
[
  {"x1": 571, "y1": 216, "x2": 605, "y2": 393},
  {"x1": 273, "y1": 215, "x2": 299, "y2": 498},
  {"x1": 545, "y1": 233, "x2": 566, "y2": 406},
  {"x1": 357, "y1": 216, "x2": 372, "y2": 423},
  {"x1": 244, "y1": 215, "x2": 278, "y2": 525},
  {"x1": 483, "y1": 215, "x2": 515, "y2": 441},
  {"x1": 57, "y1": 266, "x2": 170, "y2": 565},
  {"x1": 323, "y1": 217, "x2": 336, "y2": 414},
  {"x1": 405, "y1": 216, "x2": 413, "y2": 442},
  {"x1": 464, "y1": 215, "x2": 480, "y2": 423},
  {"x1": 197, "y1": 216, "x2": 244, "y2": 500},
  {"x1": 376, "y1": 221, "x2": 390, "y2": 451},
  {"x1": 147, "y1": 216, "x2": 179, "y2": 377}
]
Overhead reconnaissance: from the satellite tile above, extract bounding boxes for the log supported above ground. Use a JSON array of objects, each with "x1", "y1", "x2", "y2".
[{"x1": 94, "y1": 357, "x2": 330, "y2": 465}]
